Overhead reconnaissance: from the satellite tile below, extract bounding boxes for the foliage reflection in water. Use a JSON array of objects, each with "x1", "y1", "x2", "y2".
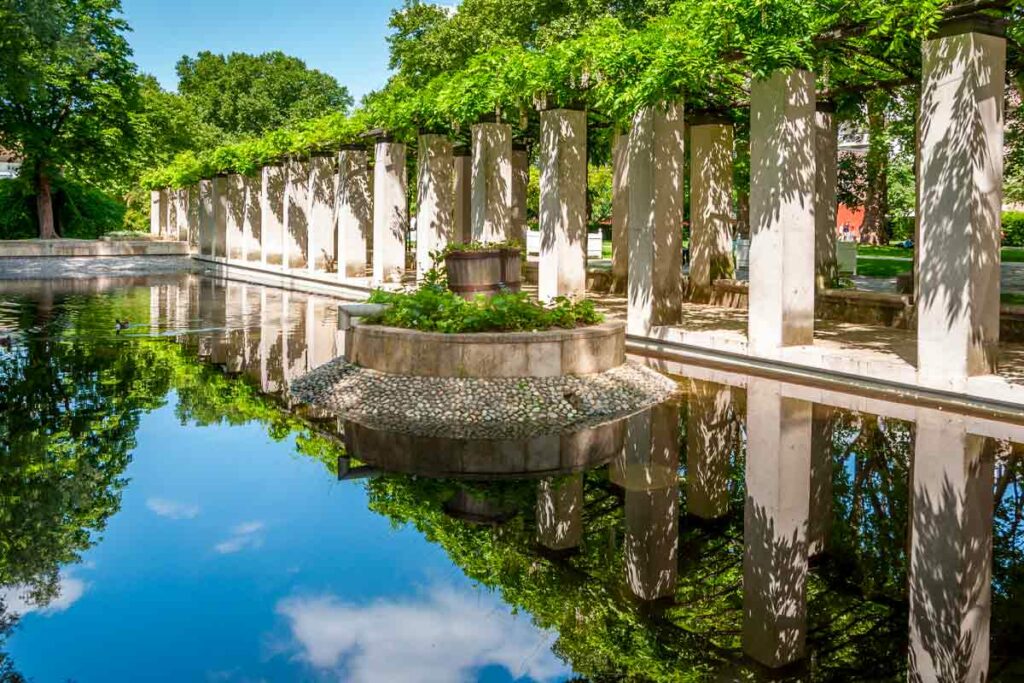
[{"x1": 0, "y1": 274, "x2": 1021, "y2": 681}]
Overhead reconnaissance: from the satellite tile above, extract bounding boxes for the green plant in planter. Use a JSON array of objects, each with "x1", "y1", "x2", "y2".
[
  {"x1": 365, "y1": 283, "x2": 602, "y2": 333},
  {"x1": 440, "y1": 240, "x2": 524, "y2": 257}
]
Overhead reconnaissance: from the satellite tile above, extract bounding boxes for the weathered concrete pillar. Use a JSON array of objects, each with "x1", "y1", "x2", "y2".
[
  {"x1": 162, "y1": 189, "x2": 175, "y2": 239},
  {"x1": 336, "y1": 147, "x2": 371, "y2": 278},
  {"x1": 511, "y1": 143, "x2": 529, "y2": 245},
  {"x1": 308, "y1": 153, "x2": 337, "y2": 273},
  {"x1": 748, "y1": 69, "x2": 816, "y2": 354},
  {"x1": 150, "y1": 190, "x2": 162, "y2": 236},
  {"x1": 174, "y1": 188, "x2": 189, "y2": 244},
  {"x1": 471, "y1": 122, "x2": 512, "y2": 242},
  {"x1": 260, "y1": 164, "x2": 286, "y2": 266},
  {"x1": 285, "y1": 158, "x2": 310, "y2": 269},
  {"x1": 198, "y1": 179, "x2": 214, "y2": 256},
  {"x1": 416, "y1": 134, "x2": 454, "y2": 280},
  {"x1": 743, "y1": 378, "x2": 811, "y2": 669},
  {"x1": 539, "y1": 108, "x2": 588, "y2": 301},
  {"x1": 536, "y1": 474, "x2": 583, "y2": 551},
  {"x1": 453, "y1": 146, "x2": 473, "y2": 243},
  {"x1": 909, "y1": 408, "x2": 993, "y2": 682},
  {"x1": 242, "y1": 174, "x2": 261, "y2": 261},
  {"x1": 627, "y1": 101, "x2": 685, "y2": 334},
  {"x1": 611, "y1": 403, "x2": 680, "y2": 601},
  {"x1": 917, "y1": 20, "x2": 1005, "y2": 390},
  {"x1": 611, "y1": 130, "x2": 629, "y2": 293},
  {"x1": 689, "y1": 117, "x2": 735, "y2": 301},
  {"x1": 685, "y1": 379, "x2": 735, "y2": 520},
  {"x1": 187, "y1": 183, "x2": 200, "y2": 253},
  {"x1": 372, "y1": 139, "x2": 408, "y2": 284},
  {"x1": 213, "y1": 175, "x2": 229, "y2": 258},
  {"x1": 225, "y1": 173, "x2": 245, "y2": 260},
  {"x1": 814, "y1": 102, "x2": 839, "y2": 289},
  {"x1": 808, "y1": 405, "x2": 834, "y2": 557}
]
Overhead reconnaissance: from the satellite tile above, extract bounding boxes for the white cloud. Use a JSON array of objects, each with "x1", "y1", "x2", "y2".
[
  {"x1": 0, "y1": 574, "x2": 87, "y2": 617},
  {"x1": 214, "y1": 521, "x2": 265, "y2": 554},
  {"x1": 146, "y1": 497, "x2": 200, "y2": 520},
  {"x1": 275, "y1": 585, "x2": 568, "y2": 682}
]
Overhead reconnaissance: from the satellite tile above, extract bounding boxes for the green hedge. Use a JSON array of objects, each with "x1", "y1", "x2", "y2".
[
  {"x1": 1003, "y1": 211, "x2": 1024, "y2": 247},
  {"x1": 0, "y1": 178, "x2": 128, "y2": 240}
]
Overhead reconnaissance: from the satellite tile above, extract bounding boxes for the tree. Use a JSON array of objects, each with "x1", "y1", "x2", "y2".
[
  {"x1": 175, "y1": 51, "x2": 353, "y2": 139},
  {"x1": 0, "y1": 0, "x2": 138, "y2": 239}
]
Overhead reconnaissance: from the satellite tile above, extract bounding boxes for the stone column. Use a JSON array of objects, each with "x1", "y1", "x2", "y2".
[
  {"x1": 536, "y1": 474, "x2": 583, "y2": 551},
  {"x1": 808, "y1": 405, "x2": 834, "y2": 557},
  {"x1": 611, "y1": 130, "x2": 629, "y2": 293},
  {"x1": 742, "y1": 378, "x2": 811, "y2": 669},
  {"x1": 917, "y1": 19, "x2": 1005, "y2": 390},
  {"x1": 814, "y1": 102, "x2": 839, "y2": 289},
  {"x1": 372, "y1": 139, "x2": 408, "y2": 284},
  {"x1": 187, "y1": 183, "x2": 200, "y2": 253},
  {"x1": 174, "y1": 188, "x2": 189, "y2": 244},
  {"x1": 213, "y1": 175, "x2": 229, "y2": 258},
  {"x1": 242, "y1": 174, "x2": 262, "y2": 262},
  {"x1": 416, "y1": 134, "x2": 455, "y2": 280},
  {"x1": 611, "y1": 403, "x2": 680, "y2": 601},
  {"x1": 453, "y1": 146, "x2": 473, "y2": 243},
  {"x1": 150, "y1": 190, "x2": 162, "y2": 236},
  {"x1": 909, "y1": 408, "x2": 993, "y2": 682},
  {"x1": 225, "y1": 174, "x2": 245, "y2": 260},
  {"x1": 308, "y1": 153, "x2": 337, "y2": 273},
  {"x1": 685, "y1": 379, "x2": 735, "y2": 520},
  {"x1": 748, "y1": 69, "x2": 816, "y2": 354},
  {"x1": 689, "y1": 117, "x2": 735, "y2": 302},
  {"x1": 162, "y1": 188, "x2": 175, "y2": 239},
  {"x1": 511, "y1": 143, "x2": 529, "y2": 245},
  {"x1": 539, "y1": 108, "x2": 588, "y2": 301},
  {"x1": 337, "y1": 147, "x2": 371, "y2": 278},
  {"x1": 285, "y1": 158, "x2": 310, "y2": 269},
  {"x1": 260, "y1": 164, "x2": 286, "y2": 266},
  {"x1": 198, "y1": 179, "x2": 214, "y2": 256},
  {"x1": 627, "y1": 101, "x2": 685, "y2": 334},
  {"x1": 471, "y1": 122, "x2": 513, "y2": 242}
]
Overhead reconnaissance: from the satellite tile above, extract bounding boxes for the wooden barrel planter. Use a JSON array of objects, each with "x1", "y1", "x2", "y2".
[{"x1": 445, "y1": 248, "x2": 522, "y2": 299}]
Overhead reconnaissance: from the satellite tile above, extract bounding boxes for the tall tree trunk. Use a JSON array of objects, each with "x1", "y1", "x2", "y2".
[
  {"x1": 35, "y1": 167, "x2": 58, "y2": 240},
  {"x1": 861, "y1": 93, "x2": 889, "y2": 245}
]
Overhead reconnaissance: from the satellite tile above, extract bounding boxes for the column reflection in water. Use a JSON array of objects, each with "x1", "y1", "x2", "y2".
[
  {"x1": 808, "y1": 404, "x2": 834, "y2": 557},
  {"x1": 909, "y1": 408, "x2": 994, "y2": 682},
  {"x1": 260, "y1": 288, "x2": 284, "y2": 394},
  {"x1": 686, "y1": 380, "x2": 736, "y2": 520},
  {"x1": 611, "y1": 402, "x2": 680, "y2": 601},
  {"x1": 224, "y1": 282, "x2": 245, "y2": 374},
  {"x1": 281, "y1": 291, "x2": 309, "y2": 391},
  {"x1": 742, "y1": 378, "x2": 811, "y2": 669},
  {"x1": 536, "y1": 474, "x2": 583, "y2": 552}
]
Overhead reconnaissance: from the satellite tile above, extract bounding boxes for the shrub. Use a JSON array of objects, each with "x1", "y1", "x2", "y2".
[
  {"x1": 0, "y1": 178, "x2": 127, "y2": 239},
  {"x1": 1004, "y1": 211, "x2": 1024, "y2": 247},
  {"x1": 365, "y1": 285, "x2": 602, "y2": 333}
]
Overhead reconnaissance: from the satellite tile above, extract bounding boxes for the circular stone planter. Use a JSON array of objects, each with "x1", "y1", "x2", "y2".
[
  {"x1": 445, "y1": 248, "x2": 522, "y2": 299},
  {"x1": 348, "y1": 321, "x2": 625, "y2": 378}
]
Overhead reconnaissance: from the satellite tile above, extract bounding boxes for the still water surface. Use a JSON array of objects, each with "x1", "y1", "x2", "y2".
[{"x1": 0, "y1": 273, "x2": 1021, "y2": 681}]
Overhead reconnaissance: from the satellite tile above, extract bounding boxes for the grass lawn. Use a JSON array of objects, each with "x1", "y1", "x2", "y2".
[
  {"x1": 1003, "y1": 293, "x2": 1024, "y2": 306},
  {"x1": 856, "y1": 244, "x2": 914, "y2": 258},
  {"x1": 1003, "y1": 247, "x2": 1024, "y2": 263},
  {"x1": 856, "y1": 258, "x2": 912, "y2": 278}
]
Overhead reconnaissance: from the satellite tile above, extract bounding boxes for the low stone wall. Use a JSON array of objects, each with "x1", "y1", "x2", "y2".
[
  {"x1": 348, "y1": 321, "x2": 625, "y2": 378},
  {"x1": 0, "y1": 239, "x2": 190, "y2": 258}
]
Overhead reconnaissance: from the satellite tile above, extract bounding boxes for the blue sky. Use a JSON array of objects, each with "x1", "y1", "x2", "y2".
[{"x1": 120, "y1": 0, "x2": 409, "y2": 102}]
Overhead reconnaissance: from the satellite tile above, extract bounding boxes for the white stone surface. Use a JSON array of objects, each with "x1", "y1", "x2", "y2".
[
  {"x1": 372, "y1": 140, "x2": 407, "y2": 284},
  {"x1": 814, "y1": 107, "x2": 839, "y2": 288},
  {"x1": 285, "y1": 159, "x2": 310, "y2": 269},
  {"x1": 213, "y1": 176, "x2": 229, "y2": 259},
  {"x1": 511, "y1": 147, "x2": 529, "y2": 246},
  {"x1": 242, "y1": 174, "x2": 261, "y2": 262},
  {"x1": 308, "y1": 154, "x2": 337, "y2": 273},
  {"x1": 689, "y1": 122, "x2": 735, "y2": 298},
  {"x1": 337, "y1": 149, "x2": 371, "y2": 278},
  {"x1": 539, "y1": 109, "x2": 588, "y2": 301},
  {"x1": 611, "y1": 131, "x2": 629, "y2": 289},
  {"x1": 260, "y1": 165, "x2": 286, "y2": 266},
  {"x1": 453, "y1": 151, "x2": 472, "y2": 243},
  {"x1": 471, "y1": 122, "x2": 513, "y2": 242},
  {"x1": 416, "y1": 134, "x2": 454, "y2": 280},
  {"x1": 225, "y1": 174, "x2": 245, "y2": 261}
]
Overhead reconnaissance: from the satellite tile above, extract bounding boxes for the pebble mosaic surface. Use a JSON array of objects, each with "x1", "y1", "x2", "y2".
[{"x1": 291, "y1": 358, "x2": 679, "y2": 439}]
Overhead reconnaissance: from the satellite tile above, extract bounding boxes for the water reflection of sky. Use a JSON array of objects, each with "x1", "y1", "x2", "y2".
[{"x1": 5, "y1": 392, "x2": 571, "y2": 682}]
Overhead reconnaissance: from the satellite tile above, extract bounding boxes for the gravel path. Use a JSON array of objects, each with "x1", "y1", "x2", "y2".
[
  {"x1": 0, "y1": 256, "x2": 195, "y2": 280},
  {"x1": 291, "y1": 358, "x2": 679, "y2": 439}
]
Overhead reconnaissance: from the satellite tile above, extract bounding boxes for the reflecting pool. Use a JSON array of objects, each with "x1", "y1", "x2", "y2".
[{"x1": 0, "y1": 273, "x2": 1022, "y2": 681}]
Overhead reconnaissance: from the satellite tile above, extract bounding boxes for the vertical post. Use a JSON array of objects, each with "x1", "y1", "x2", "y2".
[
  {"x1": 416, "y1": 134, "x2": 455, "y2": 280},
  {"x1": 511, "y1": 143, "x2": 529, "y2": 246},
  {"x1": 611, "y1": 130, "x2": 630, "y2": 293},
  {"x1": 187, "y1": 183, "x2": 200, "y2": 253},
  {"x1": 261, "y1": 164, "x2": 286, "y2": 266},
  {"x1": 917, "y1": 18, "x2": 1005, "y2": 390},
  {"x1": 689, "y1": 117, "x2": 736, "y2": 302},
  {"x1": 471, "y1": 121, "x2": 513, "y2": 242},
  {"x1": 150, "y1": 190, "x2": 162, "y2": 236},
  {"x1": 174, "y1": 188, "x2": 189, "y2": 244},
  {"x1": 212, "y1": 175, "x2": 229, "y2": 258},
  {"x1": 337, "y1": 146, "x2": 372, "y2": 279},
  {"x1": 909, "y1": 408, "x2": 993, "y2": 682},
  {"x1": 162, "y1": 188, "x2": 174, "y2": 239},
  {"x1": 372, "y1": 138, "x2": 408, "y2": 285},
  {"x1": 611, "y1": 403, "x2": 680, "y2": 601},
  {"x1": 743, "y1": 378, "x2": 811, "y2": 668},
  {"x1": 452, "y1": 146, "x2": 473, "y2": 243},
  {"x1": 536, "y1": 474, "x2": 583, "y2": 551},
  {"x1": 627, "y1": 101, "x2": 685, "y2": 334},
  {"x1": 285, "y1": 158, "x2": 310, "y2": 269},
  {"x1": 539, "y1": 108, "x2": 588, "y2": 301},
  {"x1": 198, "y1": 179, "x2": 214, "y2": 257},
  {"x1": 814, "y1": 102, "x2": 839, "y2": 289},
  {"x1": 308, "y1": 153, "x2": 337, "y2": 273},
  {"x1": 243, "y1": 174, "x2": 262, "y2": 262},
  {"x1": 225, "y1": 173, "x2": 245, "y2": 260},
  {"x1": 748, "y1": 69, "x2": 816, "y2": 354},
  {"x1": 685, "y1": 379, "x2": 735, "y2": 520}
]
